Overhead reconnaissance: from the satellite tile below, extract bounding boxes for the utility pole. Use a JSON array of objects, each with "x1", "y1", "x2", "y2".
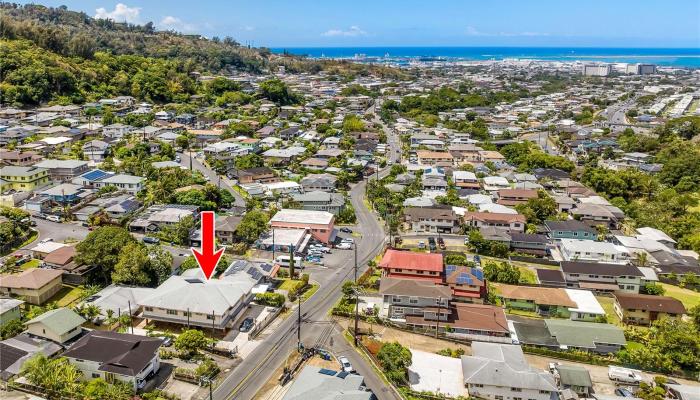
[
  {"x1": 354, "y1": 244, "x2": 359, "y2": 347},
  {"x1": 297, "y1": 295, "x2": 302, "y2": 351},
  {"x1": 272, "y1": 229, "x2": 276, "y2": 260},
  {"x1": 211, "y1": 310, "x2": 215, "y2": 350}
]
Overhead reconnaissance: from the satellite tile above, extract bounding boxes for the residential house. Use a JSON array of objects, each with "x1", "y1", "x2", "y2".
[
  {"x1": 544, "y1": 220, "x2": 597, "y2": 241},
  {"x1": 421, "y1": 176, "x2": 448, "y2": 191},
  {"x1": 129, "y1": 204, "x2": 199, "y2": 233},
  {"x1": 509, "y1": 233, "x2": 549, "y2": 256},
  {"x1": 270, "y1": 209, "x2": 335, "y2": 243},
  {"x1": 0, "y1": 268, "x2": 63, "y2": 305},
  {"x1": 554, "y1": 364, "x2": 593, "y2": 397},
  {"x1": 571, "y1": 203, "x2": 619, "y2": 229},
  {"x1": 404, "y1": 207, "x2": 459, "y2": 234},
  {"x1": 290, "y1": 191, "x2": 345, "y2": 215},
  {"x1": 0, "y1": 150, "x2": 41, "y2": 166},
  {"x1": 461, "y1": 343, "x2": 557, "y2": 400},
  {"x1": 560, "y1": 261, "x2": 644, "y2": 293},
  {"x1": 482, "y1": 176, "x2": 510, "y2": 192},
  {"x1": 139, "y1": 272, "x2": 256, "y2": 330},
  {"x1": 416, "y1": 150, "x2": 453, "y2": 166},
  {"x1": 544, "y1": 319, "x2": 626, "y2": 354},
  {"x1": 0, "y1": 334, "x2": 61, "y2": 381},
  {"x1": 0, "y1": 298, "x2": 23, "y2": 327},
  {"x1": 463, "y1": 212, "x2": 526, "y2": 233},
  {"x1": 42, "y1": 246, "x2": 95, "y2": 285},
  {"x1": 0, "y1": 166, "x2": 49, "y2": 191},
  {"x1": 444, "y1": 264, "x2": 486, "y2": 302},
  {"x1": 453, "y1": 170, "x2": 480, "y2": 190},
  {"x1": 496, "y1": 189, "x2": 538, "y2": 206},
  {"x1": 282, "y1": 365, "x2": 372, "y2": 400},
  {"x1": 94, "y1": 174, "x2": 145, "y2": 194},
  {"x1": 102, "y1": 123, "x2": 134, "y2": 139},
  {"x1": 300, "y1": 173, "x2": 337, "y2": 192},
  {"x1": 24, "y1": 307, "x2": 85, "y2": 344},
  {"x1": 613, "y1": 292, "x2": 686, "y2": 325},
  {"x1": 63, "y1": 331, "x2": 161, "y2": 390},
  {"x1": 379, "y1": 277, "x2": 452, "y2": 322},
  {"x1": 379, "y1": 249, "x2": 444, "y2": 283},
  {"x1": 81, "y1": 140, "x2": 110, "y2": 162},
  {"x1": 497, "y1": 284, "x2": 576, "y2": 318},
  {"x1": 232, "y1": 167, "x2": 277, "y2": 184},
  {"x1": 558, "y1": 239, "x2": 630, "y2": 264}
]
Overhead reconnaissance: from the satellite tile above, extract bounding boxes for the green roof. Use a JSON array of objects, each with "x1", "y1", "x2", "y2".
[
  {"x1": 544, "y1": 319, "x2": 626, "y2": 349},
  {"x1": 556, "y1": 365, "x2": 593, "y2": 387},
  {"x1": 26, "y1": 308, "x2": 85, "y2": 335}
]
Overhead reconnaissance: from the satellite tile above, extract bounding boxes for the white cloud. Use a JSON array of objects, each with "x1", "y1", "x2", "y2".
[
  {"x1": 95, "y1": 3, "x2": 141, "y2": 23},
  {"x1": 159, "y1": 16, "x2": 198, "y2": 33},
  {"x1": 322, "y1": 26, "x2": 367, "y2": 37},
  {"x1": 466, "y1": 26, "x2": 548, "y2": 37}
]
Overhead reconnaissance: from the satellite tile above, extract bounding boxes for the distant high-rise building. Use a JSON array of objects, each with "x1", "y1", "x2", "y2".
[
  {"x1": 625, "y1": 63, "x2": 657, "y2": 75},
  {"x1": 582, "y1": 63, "x2": 612, "y2": 76}
]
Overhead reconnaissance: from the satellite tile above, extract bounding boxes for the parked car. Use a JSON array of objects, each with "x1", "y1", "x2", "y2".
[
  {"x1": 143, "y1": 236, "x2": 160, "y2": 245},
  {"x1": 239, "y1": 317, "x2": 254, "y2": 333},
  {"x1": 339, "y1": 356, "x2": 354, "y2": 373},
  {"x1": 437, "y1": 237, "x2": 446, "y2": 249},
  {"x1": 159, "y1": 336, "x2": 173, "y2": 347},
  {"x1": 337, "y1": 243, "x2": 352, "y2": 250},
  {"x1": 46, "y1": 215, "x2": 61, "y2": 223},
  {"x1": 418, "y1": 241, "x2": 425, "y2": 249},
  {"x1": 340, "y1": 227, "x2": 353, "y2": 233},
  {"x1": 608, "y1": 366, "x2": 643, "y2": 385},
  {"x1": 615, "y1": 388, "x2": 635, "y2": 397}
]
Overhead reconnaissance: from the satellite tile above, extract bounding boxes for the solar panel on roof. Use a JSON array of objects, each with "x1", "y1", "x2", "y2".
[
  {"x1": 472, "y1": 268, "x2": 484, "y2": 281},
  {"x1": 185, "y1": 278, "x2": 203, "y2": 284},
  {"x1": 318, "y1": 368, "x2": 337, "y2": 376},
  {"x1": 82, "y1": 169, "x2": 109, "y2": 181},
  {"x1": 445, "y1": 265, "x2": 456, "y2": 274},
  {"x1": 456, "y1": 273, "x2": 473, "y2": 285},
  {"x1": 260, "y1": 263, "x2": 272, "y2": 272},
  {"x1": 336, "y1": 371, "x2": 349, "y2": 379}
]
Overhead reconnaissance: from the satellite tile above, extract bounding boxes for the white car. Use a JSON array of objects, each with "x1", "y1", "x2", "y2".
[
  {"x1": 336, "y1": 242, "x2": 352, "y2": 250},
  {"x1": 339, "y1": 356, "x2": 354, "y2": 373},
  {"x1": 341, "y1": 238, "x2": 354, "y2": 244},
  {"x1": 46, "y1": 215, "x2": 61, "y2": 223}
]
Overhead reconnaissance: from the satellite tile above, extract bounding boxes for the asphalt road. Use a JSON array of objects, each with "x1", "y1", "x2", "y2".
[
  {"x1": 212, "y1": 100, "x2": 402, "y2": 400},
  {"x1": 178, "y1": 150, "x2": 246, "y2": 208}
]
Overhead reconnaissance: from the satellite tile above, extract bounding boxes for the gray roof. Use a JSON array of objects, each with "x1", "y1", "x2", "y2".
[
  {"x1": 34, "y1": 159, "x2": 88, "y2": 169},
  {"x1": 25, "y1": 307, "x2": 85, "y2": 336},
  {"x1": 556, "y1": 364, "x2": 593, "y2": 388},
  {"x1": 461, "y1": 343, "x2": 557, "y2": 391},
  {"x1": 139, "y1": 274, "x2": 255, "y2": 315},
  {"x1": 282, "y1": 365, "x2": 371, "y2": 400},
  {"x1": 544, "y1": 319, "x2": 626, "y2": 349}
]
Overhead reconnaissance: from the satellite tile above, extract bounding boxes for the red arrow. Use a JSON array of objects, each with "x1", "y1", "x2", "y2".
[{"x1": 191, "y1": 211, "x2": 224, "y2": 280}]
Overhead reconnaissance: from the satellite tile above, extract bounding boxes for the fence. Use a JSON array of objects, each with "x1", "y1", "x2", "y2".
[
  {"x1": 249, "y1": 306, "x2": 284, "y2": 339},
  {"x1": 509, "y1": 255, "x2": 560, "y2": 266}
]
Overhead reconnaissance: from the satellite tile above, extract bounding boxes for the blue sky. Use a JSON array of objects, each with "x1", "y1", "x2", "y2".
[{"x1": 16, "y1": 0, "x2": 700, "y2": 47}]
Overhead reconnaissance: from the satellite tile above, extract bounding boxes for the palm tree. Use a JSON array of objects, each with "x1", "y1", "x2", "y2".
[
  {"x1": 105, "y1": 309, "x2": 115, "y2": 330},
  {"x1": 634, "y1": 252, "x2": 649, "y2": 268}
]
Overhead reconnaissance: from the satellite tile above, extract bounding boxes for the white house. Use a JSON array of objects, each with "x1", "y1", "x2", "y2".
[
  {"x1": 461, "y1": 343, "x2": 557, "y2": 400},
  {"x1": 558, "y1": 238, "x2": 630, "y2": 264}
]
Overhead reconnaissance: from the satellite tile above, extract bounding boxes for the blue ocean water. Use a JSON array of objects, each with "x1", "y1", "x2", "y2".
[{"x1": 271, "y1": 47, "x2": 700, "y2": 68}]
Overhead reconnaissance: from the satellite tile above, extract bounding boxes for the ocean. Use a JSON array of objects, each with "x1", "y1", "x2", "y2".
[{"x1": 271, "y1": 47, "x2": 700, "y2": 68}]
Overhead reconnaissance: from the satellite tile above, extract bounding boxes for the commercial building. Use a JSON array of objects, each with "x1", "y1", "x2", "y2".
[
  {"x1": 582, "y1": 64, "x2": 611, "y2": 76},
  {"x1": 270, "y1": 209, "x2": 335, "y2": 243}
]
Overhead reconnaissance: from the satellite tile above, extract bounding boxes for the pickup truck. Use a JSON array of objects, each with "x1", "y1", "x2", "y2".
[{"x1": 608, "y1": 366, "x2": 643, "y2": 385}]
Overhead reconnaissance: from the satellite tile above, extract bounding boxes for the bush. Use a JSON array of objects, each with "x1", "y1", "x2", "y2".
[
  {"x1": 377, "y1": 342, "x2": 412, "y2": 386},
  {"x1": 436, "y1": 347, "x2": 465, "y2": 358},
  {"x1": 255, "y1": 292, "x2": 285, "y2": 307},
  {"x1": 194, "y1": 358, "x2": 220, "y2": 380}
]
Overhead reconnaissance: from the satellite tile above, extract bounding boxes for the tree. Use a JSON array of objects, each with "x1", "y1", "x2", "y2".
[
  {"x1": 515, "y1": 190, "x2": 558, "y2": 224},
  {"x1": 635, "y1": 378, "x2": 668, "y2": 400},
  {"x1": 259, "y1": 79, "x2": 299, "y2": 105},
  {"x1": 234, "y1": 154, "x2": 264, "y2": 170},
  {"x1": 0, "y1": 318, "x2": 25, "y2": 339},
  {"x1": 689, "y1": 304, "x2": 700, "y2": 329},
  {"x1": 112, "y1": 243, "x2": 151, "y2": 286},
  {"x1": 175, "y1": 329, "x2": 209, "y2": 357},
  {"x1": 236, "y1": 210, "x2": 270, "y2": 243},
  {"x1": 22, "y1": 355, "x2": 83, "y2": 398},
  {"x1": 377, "y1": 342, "x2": 412, "y2": 385},
  {"x1": 148, "y1": 246, "x2": 174, "y2": 285},
  {"x1": 342, "y1": 281, "x2": 356, "y2": 299},
  {"x1": 159, "y1": 215, "x2": 196, "y2": 245},
  {"x1": 641, "y1": 283, "x2": 665, "y2": 296},
  {"x1": 483, "y1": 261, "x2": 521, "y2": 284},
  {"x1": 83, "y1": 378, "x2": 133, "y2": 400},
  {"x1": 75, "y1": 226, "x2": 137, "y2": 283}
]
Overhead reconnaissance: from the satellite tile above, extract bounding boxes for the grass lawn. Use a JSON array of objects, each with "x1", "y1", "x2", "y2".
[
  {"x1": 48, "y1": 285, "x2": 84, "y2": 307},
  {"x1": 20, "y1": 259, "x2": 41, "y2": 271},
  {"x1": 517, "y1": 266, "x2": 537, "y2": 284},
  {"x1": 660, "y1": 283, "x2": 700, "y2": 309},
  {"x1": 596, "y1": 296, "x2": 623, "y2": 326},
  {"x1": 278, "y1": 279, "x2": 302, "y2": 292},
  {"x1": 626, "y1": 341, "x2": 644, "y2": 351},
  {"x1": 505, "y1": 308, "x2": 542, "y2": 319}
]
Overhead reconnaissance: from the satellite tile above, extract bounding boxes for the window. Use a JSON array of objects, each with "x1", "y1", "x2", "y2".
[
  {"x1": 206, "y1": 315, "x2": 215, "y2": 320},
  {"x1": 145, "y1": 307, "x2": 153, "y2": 311},
  {"x1": 409, "y1": 297, "x2": 418, "y2": 304},
  {"x1": 495, "y1": 396, "x2": 503, "y2": 400},
  {"x1": 511, "y1": 388, "x2": 522, "y2": 392},
  {"x1": 540, "y1": 391, "x2": 550, "y2": 394},
  {"x1": 472, "y1": 384, "x2": 484, "y2": 388},
  {"x1": 167, "y1": 309, "x2": 178, "y2": 315}
]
